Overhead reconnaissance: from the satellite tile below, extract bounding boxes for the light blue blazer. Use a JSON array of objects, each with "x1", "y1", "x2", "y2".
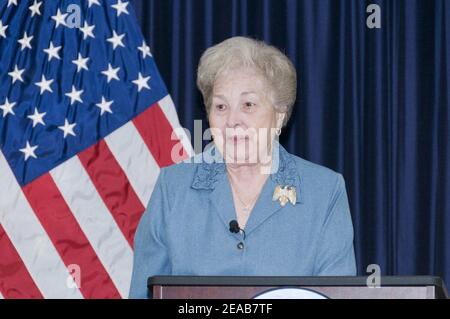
[{"x1": 129, "y1": 142, "x2": 356, "y2": 299}]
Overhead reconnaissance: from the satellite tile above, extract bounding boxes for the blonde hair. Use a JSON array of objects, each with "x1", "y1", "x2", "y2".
[{"x1": 197, "y1": 36, "x2": 297, "y2": 126}]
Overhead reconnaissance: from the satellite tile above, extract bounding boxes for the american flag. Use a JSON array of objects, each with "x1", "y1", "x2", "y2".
[{"x1": 0, "y1": 0, "x2": 192, "y2": 298}]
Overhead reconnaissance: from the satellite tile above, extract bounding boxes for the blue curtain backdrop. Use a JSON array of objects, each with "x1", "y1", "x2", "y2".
[{"x1": 129, "y1": 0, "x2": 450, "y2": 284}]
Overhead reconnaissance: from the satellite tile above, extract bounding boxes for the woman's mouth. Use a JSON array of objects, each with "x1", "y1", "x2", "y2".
[{"x1": 228, "y1": 136, "x2": 250, "y2": 144}]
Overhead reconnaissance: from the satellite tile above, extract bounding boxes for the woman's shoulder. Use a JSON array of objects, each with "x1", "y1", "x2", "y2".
[
  {"x1": 292, "y1": 153, "x2": 341, "y2": 178},
  {"x1": 159, "y1": 155, "x2": 199, "y2": 183},
  {"x1": 285, "y1": 151, "x2": 345, "y2": 192},
  {"x1": 158, "y1": 151, "x2": 217, "y2": 189},
  {"x1": 285, "y1": 151, "x2": 349, "y2": 222}
]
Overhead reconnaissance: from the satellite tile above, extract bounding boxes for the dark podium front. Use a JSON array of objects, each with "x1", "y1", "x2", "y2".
[{"x1": 148, "y1": 276, "x2": 448, "y2": 299}]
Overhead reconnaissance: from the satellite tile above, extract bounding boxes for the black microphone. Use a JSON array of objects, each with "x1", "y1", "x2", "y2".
[
  {"x1": 229, "y1": 220, "x2": 240, "y2": 234},
  {"x1": 229, "y1": 220, "x2": 246, "y2": 240}
]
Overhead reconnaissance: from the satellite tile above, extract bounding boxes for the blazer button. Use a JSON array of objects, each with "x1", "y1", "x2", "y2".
[{"x1": 237, "y1": 242, "x2": 244, "y2": 250}]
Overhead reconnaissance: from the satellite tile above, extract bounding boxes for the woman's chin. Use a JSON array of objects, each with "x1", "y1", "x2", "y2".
[{"x1": 224, "y1": 153, "x2": 259, "y2": 165}]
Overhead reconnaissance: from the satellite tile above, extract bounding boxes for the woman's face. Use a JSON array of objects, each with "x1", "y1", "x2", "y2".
[{"x1": 208, "y1": 67, "x2": 284, "y2": 165}]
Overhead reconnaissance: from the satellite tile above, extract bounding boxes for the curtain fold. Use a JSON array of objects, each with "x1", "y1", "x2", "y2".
[{"x1": 130, "y1": 0, "x2": 450, "y2": 285}]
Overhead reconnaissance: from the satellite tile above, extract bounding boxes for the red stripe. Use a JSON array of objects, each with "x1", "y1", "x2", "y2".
[
  {"x1": 133, "y1": 102, "x2": 189, "y2": 168},
  {"x1": 0, "y1": 225, "x2": 43, "y2": 299},
  {"x1": 22, "y1": 174, "x2": 121, "y2": 299},
  {"x1": 78, "y1": 140, "x2": 145, "y2": 248}
]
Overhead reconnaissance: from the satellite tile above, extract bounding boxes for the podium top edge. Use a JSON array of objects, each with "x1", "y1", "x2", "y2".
[{"x1": 148, "y1": 275, "x2": 447, "y2": 290}]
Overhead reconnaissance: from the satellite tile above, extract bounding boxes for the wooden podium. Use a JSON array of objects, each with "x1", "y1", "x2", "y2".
[{"x1": 148, "y1": 276, "x2": 448, "y2": 299}]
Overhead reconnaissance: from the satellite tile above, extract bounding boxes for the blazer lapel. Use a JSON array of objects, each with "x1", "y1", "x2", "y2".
[
  {"x1": 191, "y1": 145, "x2": 236, "y2": 230},
  {"x1": 243, "y1": 176, "x2": 284, "y2": 235},
  {"x1": 209, "y1": 173, "x2": 238, "y2": 229},
  {"x1": 244, "y1": 141, "x2": 302, "y2": 236}
]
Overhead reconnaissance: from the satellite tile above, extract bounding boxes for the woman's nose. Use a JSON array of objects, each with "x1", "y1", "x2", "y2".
[{"x1": 226, "y1": 108, "x2": 242, "y2": 127}]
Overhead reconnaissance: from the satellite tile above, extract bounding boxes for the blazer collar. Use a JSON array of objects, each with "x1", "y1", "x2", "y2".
[
  {"x1": 190, "y1": 141, "x2": 302, "y2": 236},
  {"x1": 191, "y1": 141, "x2": 301, "y2": 193}
]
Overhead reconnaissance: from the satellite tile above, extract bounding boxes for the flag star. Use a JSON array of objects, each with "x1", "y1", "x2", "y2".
[
  {"x1": 51, "y1": 8, "x2": 68, "y2": 28},
  {"x1": 72, "y1": 53, "x2": 89, "y2": 72},
  {"x1": 35, "y1": 75, "x2": 54, "y2": 94},
  {"x1": 29, "y1": 0, "x2": 43, "y2": 17},
  {"x1": 58, "y1": 119, "x2": 76, "y2": 138},
  {"x1": 101, "y1": 63, "x2": 120, "y2": 83},
  {"x1": 18, "y1": 32, "x2": 33, "y2": 50},
  {"x1": 20, "y1": 141, "x2": 38, "y2": 161},
  {"x1": 27, "y1": 108, "x2": 46, "y2": 128},
  {"x1": 107, "y1": 30, "x2": 125, "y2": 50},
  {"x1": 137, "y1": 40, "x2": 152, "y2": 58},
  {"x1": 65, "y1": 85, "x2": 84, "y2": 105},
  {"x1": 132, "y1": 72, "x2": 151, "y2": 92},
  {"x1": 0, "y1": 20, "x2": 8, "y2": 39},
  {"x1": 8, "y1": 65, "x2": 25, "y2": 84},
  {"x1": 0, "y1": 97, "x2": 16, "y2": 117},
  {"x1": 111, "y1": 0, "x2": 129, "y2": 17},
  {"x1": 79, "y1": 21, "x2": 95, "y2": 40},
  {"x1": 88, "y1": 0, "x2": 101, "y2": 8},
  {"x1": 7, "y1": 0, "x2": 18, "y2": 8},
  {"x1": 43, "y1": 41, "x2": 62, "y2": 61},
  {"x1": 96, "y1": 96, "x2": 113, "y2": 115}
]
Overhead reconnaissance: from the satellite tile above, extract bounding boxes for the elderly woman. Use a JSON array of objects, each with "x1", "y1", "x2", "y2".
[{"x1": 129, "y1": 37, "x2": 356, "y2": 298}]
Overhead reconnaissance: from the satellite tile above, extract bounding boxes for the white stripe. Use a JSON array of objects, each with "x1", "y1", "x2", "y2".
[
  {"x1": 0, "y1": 291, "x2": 4, "y2": 299},
  {"x1": 105, "y1": 121, "x2": 160, "y2": 207},
  {"x1": 0, "y1": 152, "x2": 83, "y2": 299},
  {"x1": 50, "y1": 157, "x2": 133, "y2": 298},
  {"x1": 158, "y1": 95, "x2": 195, "y2": 157}
]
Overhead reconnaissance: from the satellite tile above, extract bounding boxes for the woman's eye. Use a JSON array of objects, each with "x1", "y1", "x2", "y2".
[
  {"x1": 215, "y1": 104, "x2": 226, "y2": 111},
  {"x1": 243, "y1": 102, "x2": 255, "y2": 109}
]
